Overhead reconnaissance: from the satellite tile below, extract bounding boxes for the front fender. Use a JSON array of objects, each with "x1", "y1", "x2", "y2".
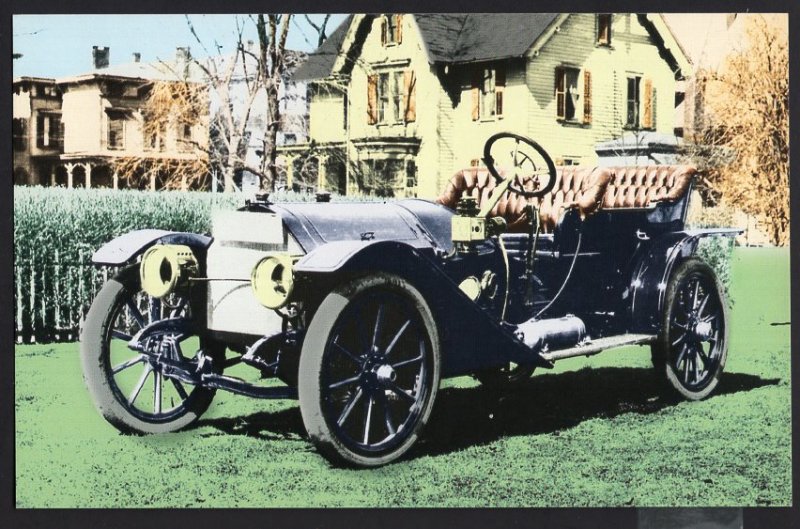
[
  {"x1": 626, "y1": 228, "x2": 740, "y2": 333},
  {"x1": 92, "y1": 229, "x2": 213, "y2": 266},
  {"x1": 295, "y1": 239, "x2": 550, "y2": 376}
]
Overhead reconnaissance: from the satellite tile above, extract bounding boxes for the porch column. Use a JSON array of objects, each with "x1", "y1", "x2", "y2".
[
  {"x1": 50, "y1": 166, "x2": 56, "y2": 186},
  {"x1": 65, "y1": 163, "x2": 74, "y2": 189},
  {"x1": 317, "y1": 155, "x2": 327, "y2": 191},
  {"x1": 83, "y1": 163, "x2": 92, "y2": 188},
  {"x1": 150, "y1": 172, "x2": 157, "y2": 191},
  {"x1": 113, "y1": 170, "x2": 119, "y2": 190}
]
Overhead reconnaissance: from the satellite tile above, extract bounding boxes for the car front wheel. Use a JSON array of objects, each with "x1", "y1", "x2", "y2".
[
  {"x1": 80, "y1": 266, "x2": 223, "y2": 434},
  {"x1": 298, "y1": 273, "x2": 441, "y2": 467}
]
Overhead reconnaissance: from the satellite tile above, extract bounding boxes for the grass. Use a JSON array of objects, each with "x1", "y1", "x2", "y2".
[{"x1": 14, "y1": 247, "x2": 791, "y2": 507}]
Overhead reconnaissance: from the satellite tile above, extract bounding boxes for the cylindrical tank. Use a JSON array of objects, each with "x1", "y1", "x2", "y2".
[{"x1": 514, "y1": 315, "x2": 586, "y2": 352}]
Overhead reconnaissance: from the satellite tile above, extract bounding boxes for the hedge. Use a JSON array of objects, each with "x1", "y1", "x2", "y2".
[{"x1": 13, "y1": 186, "x2": 357, "y2": 343}]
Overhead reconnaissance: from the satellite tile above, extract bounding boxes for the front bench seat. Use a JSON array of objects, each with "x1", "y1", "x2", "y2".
[{"x1": 435, "y1": 166, "x2": 612, "y2": 233}]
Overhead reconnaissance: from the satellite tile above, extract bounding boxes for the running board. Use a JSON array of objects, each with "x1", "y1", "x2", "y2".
[{"x1": 540, "y1": 333, "x2": 656, "y2": 362}]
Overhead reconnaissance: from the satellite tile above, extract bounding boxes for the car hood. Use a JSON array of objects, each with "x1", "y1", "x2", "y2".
[{"x1": 267, "y1": 199, "x2": 454, "y2": 253}]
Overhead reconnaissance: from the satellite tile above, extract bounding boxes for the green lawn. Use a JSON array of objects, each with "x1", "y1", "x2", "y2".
[{"x1": 15, "y1": 248, "x2": 791, "y2": 507}]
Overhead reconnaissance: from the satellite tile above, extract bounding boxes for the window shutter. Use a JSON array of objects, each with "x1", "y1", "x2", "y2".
[
  {"x1": 403, "y1": 69, "x2": 416, "y2": 122},
  {"x1": 651, "y1": 87, "x2": 657, "y2": 130},
  {"x1": 367, "y1": 74, "x2": 378, "y2": 124},
  {"x1": 395, "y1": 14, "x2": 403, "y2": 43},
  {"x1": 583, "y1": 70, "x2": 592, "y2": 124},
  {"x1": 642, "y1": 78, "x2": 653, "y2": 129},
  {"x1": 471, "y1": 69, "x2": 480, "y2": 121},
  {"x1": 554, "y1": 66, "x2": 565, "y2": 119},
  {"x1": 495, "y1": 65, "x2": 506, "y2": 116},
  {"x1": 381, "y1": 18, "x2": 387, "y2": 46}
]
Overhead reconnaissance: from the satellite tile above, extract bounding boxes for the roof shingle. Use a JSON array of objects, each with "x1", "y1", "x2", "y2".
[{"x1": 293, "y1": 13, "x2": 559, "y2": 80}]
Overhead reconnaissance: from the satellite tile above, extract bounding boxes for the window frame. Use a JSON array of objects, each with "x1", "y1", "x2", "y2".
[
  {"x1": 555, "y1": 66, "x2": 582, "y2": 122},
  {"x1": 597, "y1": 14, "x2": 612, "y2": 46},
  {"x1": 107, "y1": 112, "x2": 126, "y2": 151},
  {"x1": 626, "y1": 75, "x2": 642, "y2": 128}
]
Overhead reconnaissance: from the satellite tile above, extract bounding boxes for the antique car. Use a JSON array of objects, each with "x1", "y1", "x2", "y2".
[{"x1": 81, "y1": 132, "x2": 738, "y2": 467}]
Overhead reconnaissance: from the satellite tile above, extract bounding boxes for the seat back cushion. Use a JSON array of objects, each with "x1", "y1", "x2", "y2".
[
  {"x1": 602, "y1": 165, "x2": 696, "y2": 209},
  {"x1": 435, "y1": 166, "x2": 611, "y2": 233}
]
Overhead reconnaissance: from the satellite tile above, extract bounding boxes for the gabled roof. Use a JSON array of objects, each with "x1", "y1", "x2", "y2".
[
  {"x1": 293, "y1": 13, "x2": 559, "y2": 81},
  {"x1": 294, "y1": 13, "x2": 693, "y2": 81},
  {"x1": 293, "y1": 15, "x2": 354, "y2": 81},
  {"x1": 415, "y1": 13, "x2": 559, "y2": 63}
]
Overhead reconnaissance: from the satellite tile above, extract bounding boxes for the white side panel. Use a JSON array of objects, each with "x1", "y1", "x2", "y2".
[{"x1": 206, "y1": 211, "x2": 303, "y2": 336}]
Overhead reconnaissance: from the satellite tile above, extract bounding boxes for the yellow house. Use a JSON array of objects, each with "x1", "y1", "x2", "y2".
[{"x1": 289, "y1": 13, "x2": 691, "y2": 199}]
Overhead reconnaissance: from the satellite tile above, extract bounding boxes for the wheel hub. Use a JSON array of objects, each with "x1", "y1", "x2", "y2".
[{"x1": 694, "y1": 320, "x2": 713, "y2": 341}]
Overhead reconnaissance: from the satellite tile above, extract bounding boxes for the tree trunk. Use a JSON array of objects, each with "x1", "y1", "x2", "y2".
[{"x1": 223, "y1": 165, "x2": 236, "y2": 193}]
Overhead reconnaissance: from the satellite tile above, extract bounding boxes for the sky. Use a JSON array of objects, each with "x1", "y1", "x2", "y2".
[
  {"x1": 12, "y1": 13, "x2": 777, "y2": 79},
  {"x1": 13, "y1": 14, "x2": 348, "y2": 79}
]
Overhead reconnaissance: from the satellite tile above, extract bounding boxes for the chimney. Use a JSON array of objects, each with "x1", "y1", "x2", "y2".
[
  {"x1": 175, "y1": 47, "x2": 191, "y2": 76},
  {"x1": 92, "y1": 46, "x2": 110, "y2": 69},
  {"x1": 132, "y1": 52, "x2": 141, "y2": 63}
]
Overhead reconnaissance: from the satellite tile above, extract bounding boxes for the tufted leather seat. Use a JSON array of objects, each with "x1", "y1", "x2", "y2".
[
  {"x1": 435, "y1": 165, "x2": 696, "y2": 233},
  {"x1": 603, "y1": 165, "x2": 696, "y2": 209},
  {"x1": 436, "y1": 166, "x2": 611, "y2": 233}
]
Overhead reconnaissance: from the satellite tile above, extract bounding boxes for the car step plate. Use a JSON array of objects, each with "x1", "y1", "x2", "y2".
[{"x1": 540, "y1": 333, "x2": 656, "y2": 362}]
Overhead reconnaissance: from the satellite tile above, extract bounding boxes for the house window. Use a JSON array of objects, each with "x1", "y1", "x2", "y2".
[
  {"x1": 382, "y1": 14, "x2": 402, "y2": 45},
  {"x1": 359, "y1": 158, "x2": 415, "y2": 197},
  {"x1": 372, "y1": 70, "x2": 414, "y2": 124},
  {"x1": 472, "y1": 65, "x2": 505, "y2": 120},
  {"x1": 406, "y1": 160, "x2": 417, "y2": 189},
  {"x1": 378, "y1": 73, "x2": 390, "y2": 123},
  {"x1": 179, "y1": 122, "x2": 193, "y2": 152},
  {"x1": 36, "y1": 113, "x2": 62, "y2": 149},
  {"x1": 107, "y1": 112, "x2": 126, "y2": 150},
  {"x1": 12, "y1": 118, "x2": 27, "y2": 151},
  {"x1": 145, "y1": 123, "x2": 167, "y2": 152},
  {"x1": 555, "y1": 67, "x2": 581, "y2": 121},
  {"x1": 626, "y1": 76, "x2": 642, "y2": 127},
  {"x1": 597, "y1": 14, "x2": 612, "y2": 45}
]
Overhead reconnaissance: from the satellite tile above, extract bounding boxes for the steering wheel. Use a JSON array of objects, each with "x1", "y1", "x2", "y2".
[{"x1": 483, "y1": 132, "x2": 557, "y2": 199}]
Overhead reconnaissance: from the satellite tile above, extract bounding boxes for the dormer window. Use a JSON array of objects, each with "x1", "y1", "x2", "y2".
[
  {"x1": 382, "y1": 14, "x2": 403, "y2": 45},
  {"x1": 597, "y1": 14, "x2": 612, "y2": 46}
]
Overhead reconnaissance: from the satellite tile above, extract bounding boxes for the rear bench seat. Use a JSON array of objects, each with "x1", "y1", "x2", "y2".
[{"x1": 435, "y1": 165, "x2": 696, "y2": 233}]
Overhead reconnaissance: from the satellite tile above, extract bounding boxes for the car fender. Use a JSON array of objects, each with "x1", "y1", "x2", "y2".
[
  {"x1": 626, "y1": 228, "x2": 740, "y2": 333},
  {"x1": 92, "y1": 229, "x2": 213, "y2": 266},
  {"x1": 295, "y1": 239, "x2": 551, "y2": 376}
]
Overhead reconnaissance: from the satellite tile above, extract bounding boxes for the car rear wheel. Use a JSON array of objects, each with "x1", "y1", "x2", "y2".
[
  {"x1": 80, "y1": 266, "x2": 223, "y2": 434},
  {"x1": 651, "y1": 258, "x2": 729, "y2": 400},
  {"x1": 298, "y1": 274, "x2": 441, "y2": 467}
]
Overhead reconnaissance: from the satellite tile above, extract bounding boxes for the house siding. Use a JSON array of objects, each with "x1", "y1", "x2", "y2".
[{"x1": 525, "y1": 13, "x2": 678, "y2": 165}]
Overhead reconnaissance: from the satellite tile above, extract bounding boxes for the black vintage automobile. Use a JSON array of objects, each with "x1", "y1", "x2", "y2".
[{"x1": 81, "y1": 133, "x2": 738, "y2": 467}]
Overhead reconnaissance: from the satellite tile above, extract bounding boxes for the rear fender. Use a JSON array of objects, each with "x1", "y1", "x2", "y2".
[
  {"x1": 92, "y1": 229, "x2": 213, "y2": 266},
  {"x1": 295, "y1": 240, "x2": 550, "y2": 376},
  {"x1": 626, "y1": 228, "x2": 740, "y2": 333}
]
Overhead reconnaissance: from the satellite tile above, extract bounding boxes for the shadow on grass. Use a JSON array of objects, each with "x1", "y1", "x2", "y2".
[{"x1": 194, "y1": 367, "x2": 779, "y2": 459}]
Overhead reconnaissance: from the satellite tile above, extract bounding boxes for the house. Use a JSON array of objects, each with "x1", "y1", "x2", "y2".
[
  {"x1": 13, "y1": 44, "x2": 310, "y2": 192},
  {"x1": 12, "y1": 77, "x2": 63, "y2": 185},
  {"x1": 12, "y1": 46, "x2": 209, "y2": 190},
  {"x1": 288, "y1": 13, "x2": 692, "y2": 199}
]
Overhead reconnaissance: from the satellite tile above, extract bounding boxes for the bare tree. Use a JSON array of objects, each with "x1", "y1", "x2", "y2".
[
  {"x1": 113, "y1": 80, "x2": 210, "y2": 190},
  {"x1": 690, "y1": 15, "x2": 789, "y2": 245}
]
